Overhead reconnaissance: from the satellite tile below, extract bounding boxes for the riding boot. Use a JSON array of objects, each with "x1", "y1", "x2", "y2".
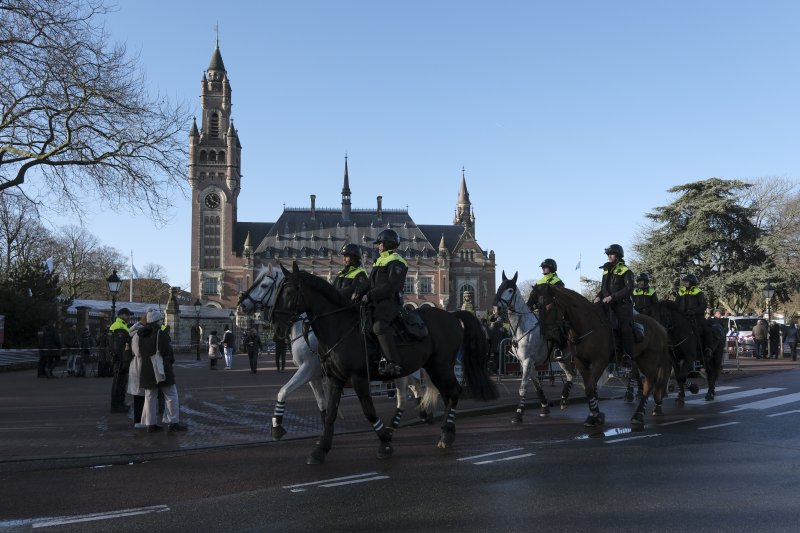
[{"x1": 376, "y1": 333, "x2": 403, "y2": 378}]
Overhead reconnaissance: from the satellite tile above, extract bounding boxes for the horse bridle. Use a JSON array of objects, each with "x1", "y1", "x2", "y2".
[
  {"x1": 496, "y1": 286, "x2": 539, "y2": 345},
  {"x1": 239, "y1": 269, "x2": 283, "y2": 311}
]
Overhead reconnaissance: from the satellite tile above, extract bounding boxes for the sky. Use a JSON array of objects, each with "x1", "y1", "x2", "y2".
[{"x1": 51, "y1": 0, "x2": 800, "y2": 292}]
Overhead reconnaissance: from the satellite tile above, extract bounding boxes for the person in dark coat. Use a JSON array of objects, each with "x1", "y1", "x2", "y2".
[
  {"x1": 333, "y1": 243, "x2": 368, "y2": 299},
  {"x1": 244, "y1": 328, "x2": 263, "y2": 374},
  {"x1": 593, "y1": 244, "x2": 635, "y2": 365},
  {"x1": 37, "y1": 321, "x2": 62, "y2": 379},
  {"x1": 134, "y1": 310, "x2": 187, "y2": 433},
  {"x1": 273, "y1": 329, "x2": 287, "y2": 372},
  {"x1": 768, "y1": 321, "x2": 782, "y2": 359},
  {"x1": 109, "y1": 307, "x2": 132, "y2": 413}
]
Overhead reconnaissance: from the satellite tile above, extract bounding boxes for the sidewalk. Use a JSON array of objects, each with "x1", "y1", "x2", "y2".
[{"x1": 0, "y1": 351, "x2": 796, "y2": 471}]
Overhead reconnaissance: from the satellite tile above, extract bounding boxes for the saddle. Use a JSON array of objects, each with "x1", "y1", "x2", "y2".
[{"x1": 394, "y1": 308, "x2": 429, "y2": 342}]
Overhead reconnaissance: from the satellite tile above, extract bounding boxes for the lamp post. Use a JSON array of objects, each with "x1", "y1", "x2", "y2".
[
  {"x1": 763, "y1": 282, "x2": 776, "y2": 357},
  {"x1": 106, "y1": 270, "x2": 122, "y2": 321},
  {"x1": 194, "y1": 299, "x2": 202, "y2": 361}
]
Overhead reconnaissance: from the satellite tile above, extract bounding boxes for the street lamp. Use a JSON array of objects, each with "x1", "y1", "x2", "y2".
[
  {"x1": 763, "y1": 282, "x2": 776, "y2": 357},
  {"x1": 194, "y1": 299, "x2": 202, "y2": 361},
  {"x1": 106, "y1": 270, "x2": 122, "y2": 320}
]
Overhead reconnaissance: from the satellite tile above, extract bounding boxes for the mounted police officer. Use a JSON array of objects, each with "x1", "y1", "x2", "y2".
[
  {"x1": 333, "y1": 243, "x2": 368, "y2": 299},
  {"x1": 632, "y1": 272, "x2": 659, "y2": 316},
  {"x1": 593, "y1": 244, "x2": 635, "y2": 366},
  {"x1": 526, "y1": 258, "x2": 568, "y2": 361},
  {"x1": 675, "y1": 273, "x2": 713, "y2": 357},
  {"x1": 353, "y1": 228, "x2": 408, "y2": 378}
]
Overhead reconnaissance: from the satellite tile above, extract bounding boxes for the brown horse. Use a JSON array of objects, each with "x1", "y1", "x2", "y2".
[{"x1": 538, "y1": 284, "x2": 672, "y2": 430}]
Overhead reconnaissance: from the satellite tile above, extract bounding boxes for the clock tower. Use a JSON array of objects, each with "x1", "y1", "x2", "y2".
[{"x1": 188, "y1": 40, "x2": 242, "y2": 304}]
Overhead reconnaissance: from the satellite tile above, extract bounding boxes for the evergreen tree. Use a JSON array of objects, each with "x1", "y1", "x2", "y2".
[
  {"x1": 632, "y1": 178, "x2": 772, "y2": 314},
  {"x1": 0, "y1": 258, "x2": 64, "y2": 346}
]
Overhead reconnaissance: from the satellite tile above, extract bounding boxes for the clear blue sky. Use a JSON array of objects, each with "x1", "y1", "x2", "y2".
[{"x1": 62, "y1": 0, "x2": 800, "y2": 291}]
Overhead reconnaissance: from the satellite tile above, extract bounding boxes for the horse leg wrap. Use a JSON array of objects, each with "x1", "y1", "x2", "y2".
[
  {"x1": 561, "y1": 381, "x2": 573, "y2": 400},
  {"x1": 444, "y1": 408, "x2": 456, "y2": 430},
  {"x1": 390, "y1": 408, "x2": 404, "y2": 429},
  {"x1": 588, "y1": 395, "x2": 600, "y2": 416},
  {"x1": 373, "y1": 419, "x2": 392, "y2": 442},
  {"x1": 537, "y1": 389, "x2": 550, "y2": 416},
  {"x1": 272, "y1": 401, "x2": 286, "y2": 428}
]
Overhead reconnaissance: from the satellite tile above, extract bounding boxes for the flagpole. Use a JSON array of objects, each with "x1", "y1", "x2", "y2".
[{"x1": 130, "y1": 250, "x2": 134, "y2": 303}]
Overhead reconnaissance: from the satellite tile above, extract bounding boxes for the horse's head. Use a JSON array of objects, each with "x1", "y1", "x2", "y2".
[
  {"x1": 238, "y1": 264, "x2": 285, "y2": 315},
  {"x1": 494, "y1": 271, "x2": 519, "y2": 314},
  {"x1": 269, "y1": 262, "x2": 309, "y2": 329}
]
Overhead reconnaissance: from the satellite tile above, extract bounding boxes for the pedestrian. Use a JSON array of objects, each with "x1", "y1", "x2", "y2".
[
  {"x1": 136, "y1": 309, "x2": 187, "y2": 433},
  {"x1": 752, "y1": 319, "x2": 768, "y2": 359},
  {"x1": 351, "y1": 228, "x2": 408, "y2": 378},
  {"x1": 109, "y1": 307, "x2": 133, "y2": 413},
  {"x1": 207, "y1": 330, "x2": 222, "y2": 370},
  {"x1": 128, "y1": 314, "x2": 149, "y2": 429},
  {"x1": 243, "y1": 327, "x2": 263, "y2": 374},
  {"x1": 79, "y1": 326, "x2": 92, "y2": 376},
  {"x1": 333, "y1": 243, "x2": 368, "y2": 299},
  {"x1": 768, "y1": 321, "x2": 781, "y2": 359},
  {"x1": 222, "y1": 325, "x2": 235, "y2": 369},
  {"x1": 273, "y1": 329, "x2": 287, "y2": 373},
  {"x1": 784, "y1": 322, "x2": 798, "y2": 361},
  {"x1": 593, "y1": 244, "x2": 635, "y2": 367},
  {"x1": 37, "y1": 321, "x2": 61, "y2": 379},
  {"x1": 65, "y1": 324, "x2": 79, "y2": 376}
]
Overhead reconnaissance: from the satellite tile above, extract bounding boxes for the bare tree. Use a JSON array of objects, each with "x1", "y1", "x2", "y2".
[
  {"x1": 0, "y1": 192, "x2": 53, "y2": 279},
  {"x1": 0, "y1": 0, "x2": 191, "y2": 224},
  {"x1": 133, "y1": 263, "x2": 171, "y2": 304}
]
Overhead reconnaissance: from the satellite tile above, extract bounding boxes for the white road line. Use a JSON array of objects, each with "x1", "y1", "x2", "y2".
[
  {"x1": 724, "y1": 392, "x2": 800, "y2": 413},
  {"x1": 457, "y1": 448, "x2": 525, "y2": 461},
  {"x1": 698, "y1": 422, "x2": 740, "y2": 430},
  {"x1": 658, "y1": 418, "x2": 696, "y2": 426},
  {"x1": 474, "y1": 453, "x2": 535, "y2": 465},
  {"x1": 768, "y1": 409, "x2": 800, "y2": 417},
  {"x1": 604, "y1": 434, "x2": 661, "y2": 444},
  {"x1": 283, "y1": 472, "x2": 380, "y2": 490},
  {"x1": 320, "y1": 476, "x2": 390, "y2": 487},
  {"x1": 31, "y1": 505, "x2": 169, "y2": 528},
  {"x1": 685, "y1": 387, "x2": 784, "y2": 405}
]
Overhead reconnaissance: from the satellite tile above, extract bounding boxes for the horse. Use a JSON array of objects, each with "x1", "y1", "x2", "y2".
[
  {"x1": 648, "y1": 300, "x2": 703, "y2": 408},
  {"x1": 270, "y1": 262, "x2": 498, "y2": 464},
  {"x1": 703, "y1": 320, "x2": 726, "y2": 400},
  {"x1": 238, "y1": 265, "x2": 432, "y2": 440},
  {"x1": 493, "y1": 271, "x2": 579, "y2": 423},
  {"x1": 538, "y1": 284, "x2": 672, "y2": 431}
]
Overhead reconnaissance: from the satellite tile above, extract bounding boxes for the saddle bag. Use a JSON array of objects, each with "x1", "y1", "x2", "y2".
[{"x1": 398, "y1": 308, "x2": 429, "y2": 341}]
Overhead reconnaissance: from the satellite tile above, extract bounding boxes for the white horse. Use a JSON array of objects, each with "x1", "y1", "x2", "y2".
[
  {"x1": 238, "y1": 264, "x2": 431, "y2": 440},
  {"x1": 494, "y1": 271, "x2": 579, "y2": 423}
]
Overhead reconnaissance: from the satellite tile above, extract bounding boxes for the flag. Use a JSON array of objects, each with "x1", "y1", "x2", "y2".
[
  {"x1": 131, "y1": 264, "x2": 139, "y2": 278},
  {"x1": 43, "y1": 257, "x2": 54, "y2": 274},
  {"x1": 575, "y1": 260, "x2": 581, "y2": 270}
]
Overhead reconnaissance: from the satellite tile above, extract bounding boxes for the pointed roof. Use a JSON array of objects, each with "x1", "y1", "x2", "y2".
[
  {"x1": 189, "y1": 117, "x2": 199, "y2": 137},
  {"x1": 342, "y1": 155, "x2": 351, "y2": 196},
  {"x1": 208, "y1": 43, "x2": 226, "y2": 73},
  {"x1": 458, "y1": 167, "x2": 470, "y2": 204}
]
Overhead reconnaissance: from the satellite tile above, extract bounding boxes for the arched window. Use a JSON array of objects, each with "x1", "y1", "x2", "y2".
[
  {"x1": 210, "y1": 113, "x2": 220, "y2": 138},
  {"x1": 199, "y1": 151, "x2": 207, "y2": 162},
  {"x1": 209, "y1": 151, "x2": 217, "y2": 162},
  {"x1": 218, "y1": 150, "x2": 225, "y2": 163}
]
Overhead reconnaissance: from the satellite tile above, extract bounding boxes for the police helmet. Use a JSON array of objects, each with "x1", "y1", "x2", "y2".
[
  {"x1": 375, "y1": 229, "x2": 400, "y2": 248},
  {"x1": 340, "y1": 243, "x2": 361, "y2": 258},
  {"x1": 604, "y1": 244, "x2": 624, "y2": 258},
  {"x1": 682, "y1": 273, "x2": 697, "y2": 285},
  {"x1": 636, "y1": 272, "x2": 650, "y2": 283},
  {"x1": 540, "y1": 258, "x2": 557, "y2": 272}
]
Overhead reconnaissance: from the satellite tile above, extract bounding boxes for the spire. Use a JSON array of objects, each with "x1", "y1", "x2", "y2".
[
  {"x1": 438, "y1": 234, "x2": 447, "y2": 254},
  {"x1": 341, "y1": 154, "x2": 352, "y2": 221},
  {"x1": 189, "y1": 117, "x2": 199, "y2": 137},
  {"x1": 458, "y1": 167, "x2": 470, "y2": 204},
  {"x1": 454, "y1": 167, "x2": 474, "y2": 231},
  {"x1": 207, "y1": 40, "x2": 226, "y2": 74}
]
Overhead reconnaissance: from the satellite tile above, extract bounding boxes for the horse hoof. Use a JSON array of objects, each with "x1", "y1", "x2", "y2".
[
  {"x1": 377, "y1": 443, "x2": 394, "y2": 459},
  {"x1": 437, "y1": 440, "x2": 449, "y2": 449},
  {"x1": 689, "y1": 383, "x2": 700, "y2": 394},
  {"x1": 630, "y1": 414, "x2": 644, "y2": 431},
  {"x1": 705, "y1": 392, "x2": 715, "y2": 401},
  {"x1": 439, "y1": 429, "x2": 456, "y2": 447},
  {"x1": 560, "y1": 398, "x2": 569, "y2": 410},
  {"x1": 583, "y1": 414, "x2": 604, "y2": 427},
  {"x1": 652, "y1": 405, "x2": 664, "y2": 416},
  {"x1": 306, "y1": 448, "x2": 327, "y2": 465},
  {"x1": 271, "y1": 425, "x2": 287, "y2": 440},
  {"x1": 511, "y1": 414, "x2": 523, "y2": 424},
  {"x1": 539, "y1": 406, "x2": 550, "y2": 417}
]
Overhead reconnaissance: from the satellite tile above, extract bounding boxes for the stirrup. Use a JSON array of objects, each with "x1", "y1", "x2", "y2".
[
  {"x1": 378, "y1": 360, "x2": 403, "y2": 378},
  {"x1": 553, "y1": 348, "x2": 565, "y2": 362}
]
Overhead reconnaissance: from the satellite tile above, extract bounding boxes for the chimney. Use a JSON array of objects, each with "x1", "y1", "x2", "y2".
[
  {"x1": 310, "y1": 194, "x2": 316, "y2": 220},
  {"x1": 376, "y1": 195, "x2": 383, "y2": 220}
]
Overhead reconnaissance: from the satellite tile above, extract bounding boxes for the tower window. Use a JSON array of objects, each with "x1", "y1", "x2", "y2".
[
  {"x1": 203, "y1": 277, "x2": 218, "y2": 295},
  {"x1": 210, "y1": 113, "x2": 220, "y2": 138},
  {"x1": 209, "y1": 151, "x2": 217, "y2": 162},
  {"x1": 202, "y1": 215, "x2": 221, "y2": 269},
  {"x1": 199, "y1": 151, "x2": 207, "y2": 162},
  {"x1": 218, "y1": 151, "x2": 225, "y2": 163}
]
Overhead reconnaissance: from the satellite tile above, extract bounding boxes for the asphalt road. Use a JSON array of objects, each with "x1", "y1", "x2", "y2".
[{"x1": 1, "y1": 369, "x2": 799, "y2": 532}]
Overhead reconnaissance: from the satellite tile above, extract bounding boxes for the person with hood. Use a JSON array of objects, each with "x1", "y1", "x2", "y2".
[
  {"x1": 128, "y1": 313, "x2": 149, "y2": 429},
  {"x1": 135, "y1": 310, "x2": 187, "y2": 433}
]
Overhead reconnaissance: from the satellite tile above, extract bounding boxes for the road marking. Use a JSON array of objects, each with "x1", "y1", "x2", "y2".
[
  {"x1": 658, "y1": 418, "x2": 696, "y2": 426},
  {"x1": 474, "y1": 453, "x2": 535, "y2": 465},
  {"x1": 768, "y1": 409, "x2": 800, "y2": 417},
  {"x1": 723, "y1": 392, "x2": 800, "y2": 413},
  {"x1": 457, "y1": 448, "x2": 525, "y2": 462},
  {"x1": 604, "y1": 434, "x2": 661, "y2": 444},
  {"x1": 29, "y1": 505, "x2": 169, "y2": 528},
  {"x1": 320, "y1": 476, "x2": 390, "y2": 487},
  {"x1": 685, "y1": 387, "x2": 784, "y2": 405},
  {"x1": 698, "y1": 422, "x2": 740, "y2": 430},
  {"x1": 283, "y1": 472, "x2": 383, "y2": 492}
]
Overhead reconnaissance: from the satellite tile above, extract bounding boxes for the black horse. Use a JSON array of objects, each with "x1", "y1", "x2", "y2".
[
  {"x1": 703, "y1": 321, "x2": 726, "y2": 400},
  {"x1": 270, "y1": 263, "x2": 498, "y2": 464},
  {"x1": 649, "y1": 300, "x2": 703, "y2": 408}
]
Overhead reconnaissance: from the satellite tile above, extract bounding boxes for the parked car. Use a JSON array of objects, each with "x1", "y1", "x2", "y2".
[{"x1": 726, "y1": 316, "x2": 761, "y2": 355}]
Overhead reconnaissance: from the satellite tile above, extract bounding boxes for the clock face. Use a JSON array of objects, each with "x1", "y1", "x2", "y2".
[{"x1": 204, "y1": 192, "x2": 221, "y2": 209}]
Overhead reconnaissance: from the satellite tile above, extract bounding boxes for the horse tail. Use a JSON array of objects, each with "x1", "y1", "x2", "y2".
[
  {"x1": 454, "y1": 311, "x2": 499, "y2": 401},
  {"x1": 420, "y1": 380, "x2": 440, "y2": 413}
]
